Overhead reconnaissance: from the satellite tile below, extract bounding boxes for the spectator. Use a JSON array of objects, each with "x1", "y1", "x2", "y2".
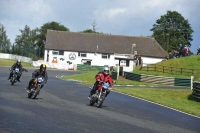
[
  {"x1": 138, "y1": 55, "x2": 142, "y2": 65},
  {"x1": 197, "y1": 47, "x2": 200, "y2": 55},
  {"x1": 185, "y1": 46, "x2": 189, "y2": 56}
]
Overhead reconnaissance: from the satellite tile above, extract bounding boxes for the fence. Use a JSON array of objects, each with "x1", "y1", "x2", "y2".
[
  {"x1": 124, "y1": 72, "x2": 192, "y2": 87},
  {"x1": 0, "y1": 53, "x2": 32, "y2": 63},
  {"x1": 77, "y1": 64, "x2": 104, "y2": 71},
  {"x1": 140, "y1": 64, "x2": 200, "y2": 76}
]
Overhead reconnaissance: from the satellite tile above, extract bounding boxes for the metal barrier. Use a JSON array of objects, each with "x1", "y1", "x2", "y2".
[
  {"x1": 192, "y1": 82, "x2": 200, "y2": 99},
  {"x1": 124, "y1": 72, "x2": 192, "y2": 87}
]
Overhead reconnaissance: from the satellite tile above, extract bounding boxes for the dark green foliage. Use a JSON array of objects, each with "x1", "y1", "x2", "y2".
[
  {"x1": 11, "y1": 21, "x2": 70, "y2": 59},
  {"x1": 82, "y1": 29, "x2": 96, "y2": 33},
  {"x1": 36, "y1": 21, "x2": 70, "y2": 58},
  {"x1": 0, "y1": 23, "x2": 11, "y2": 53},
  {"x1": 150, "y1": 11, "x2": 194, "y2": 53},
  {"x1": 14, "y1": 25, "x2": 38, "y2": 58}
]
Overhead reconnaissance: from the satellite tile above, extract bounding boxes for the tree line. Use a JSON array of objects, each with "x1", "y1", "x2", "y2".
[{"x1": 0, "y1": 10, "x2": 194, "y2": 59}]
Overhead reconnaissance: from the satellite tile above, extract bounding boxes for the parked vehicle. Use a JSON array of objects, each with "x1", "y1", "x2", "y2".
[
  {"x1": 89, "y1": 82, "x2": 111, "y2": 108},
  {"x1": 28, "y1": 76, "x2": 44, "y2": 99},
  {"x1": 9, "y1": 68, "x2": 28, "y2": 85}
]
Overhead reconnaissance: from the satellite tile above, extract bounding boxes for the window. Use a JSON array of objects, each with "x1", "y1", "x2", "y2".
[
  {"x1": 52, "y1": 51, "x2": 59, "y2": 55},
  {"x1": 126, "y1": 60, "x2": 130, "y2": 66},
  {"x1": 102, "y1": 54, "x2": 110, "y2": 59},
  {"x1": 78, "y1": 52, "x2": 87, "y2": 57},
  {"x1": 52, "y1": 50, "x2": 64, "y2": 55},
  {"x1": 59, "y1": 50, "x2": 64, "y2": 55}
]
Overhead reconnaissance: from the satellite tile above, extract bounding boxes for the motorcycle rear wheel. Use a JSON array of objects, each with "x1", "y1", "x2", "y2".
[{"x1": 28, "y1": 93, "x2": 33, "y2": 98}]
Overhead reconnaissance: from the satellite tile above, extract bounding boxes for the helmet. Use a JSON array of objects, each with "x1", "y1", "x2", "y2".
[
  {"x1": 103, "y1": 66, "x2": 109, "y2": 75},
  {"x1": 16, "y1": 59, "x2": 21, "y2": 65},
  {"x1": 40, "y1": 64, "x2": 46, "y2": 72}
]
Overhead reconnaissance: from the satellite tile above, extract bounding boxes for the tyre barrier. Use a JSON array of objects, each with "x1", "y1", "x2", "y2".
[{"x1": 192, "y1": 82, "x2": 200, "y2": 99}]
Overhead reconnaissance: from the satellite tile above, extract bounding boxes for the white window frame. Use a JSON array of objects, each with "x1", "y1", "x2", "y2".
[
  {"x1": 78, "y1": 52, "x2": 87, "y2": 57},
  {"x1": 52, "y1": 50, "x2": 64, "y2": 55},
  {"x1": 102, "y1": 54, "x2": 110, "y2": 59},
  {"x1": 52, "y1": 51, "x2": 59, "y2": 55}
]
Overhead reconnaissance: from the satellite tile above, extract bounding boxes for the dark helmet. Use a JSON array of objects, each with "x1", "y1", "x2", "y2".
[
  {"x1": 103, "y1": 66, "x2": 109, "y2": 75},
  {"x1": 16, "y1": 59, "x2": 21, "y2": 65},
  {"x1": 40, "y1": 64, "x2": 46, "y2": 72}
]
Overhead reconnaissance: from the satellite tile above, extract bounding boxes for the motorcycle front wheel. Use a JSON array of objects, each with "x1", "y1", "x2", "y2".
[
  {"x1": 11, "y1": 77, "x2": 16, "y2": 85},
  {"x1": 96, "y1": 96, "x2": 105, "y2": 108}
]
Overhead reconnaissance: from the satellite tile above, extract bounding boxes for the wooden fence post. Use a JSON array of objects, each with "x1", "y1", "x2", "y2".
[{"x1": 191, "y1": 76, "x2": 194, "y2": 90}]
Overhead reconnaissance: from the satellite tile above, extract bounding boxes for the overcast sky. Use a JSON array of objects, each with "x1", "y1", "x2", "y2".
[{"x1": 1, "y1": 0, "x2": 200, "y2": 54}]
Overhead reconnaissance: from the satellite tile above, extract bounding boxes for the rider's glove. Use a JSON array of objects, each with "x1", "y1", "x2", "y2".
[{"x1": 111, "y1": 84, "x2": 114, "y2": 88}]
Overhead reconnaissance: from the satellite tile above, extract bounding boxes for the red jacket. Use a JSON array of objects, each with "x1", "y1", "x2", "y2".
[{"x1": 95, "y1": 72, "x2": 113, "y2": 90}]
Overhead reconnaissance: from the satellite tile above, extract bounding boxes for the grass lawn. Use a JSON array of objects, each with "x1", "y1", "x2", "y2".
[{"x1": 0, "y1": 58, "x2": 36, "y2": 68}]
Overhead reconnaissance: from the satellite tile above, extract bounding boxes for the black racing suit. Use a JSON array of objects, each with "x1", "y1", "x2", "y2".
[
  {"x1": 27, "y1": 69, "x2": 48, "y2": 90},
  {"x1": 8, "y1": 63, "x2": 23, "y2": 80}
]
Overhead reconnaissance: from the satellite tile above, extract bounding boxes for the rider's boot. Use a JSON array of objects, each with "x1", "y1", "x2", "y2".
[
  {"x1": 87, "y1": 92, "x2": 93, "y2": 100},
  {"x1": 25, "y1": 86, "x2": 31, "y2": 93},
  {"x1": 17, "y1": 77, "x2": 20, "y2": 82}
]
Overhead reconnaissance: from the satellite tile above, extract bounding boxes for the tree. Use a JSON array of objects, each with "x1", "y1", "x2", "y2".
[
  {"x1": 150, "y1": 11, "x2": 193, "y2": 52},
  {"x1": 82, "y1": 20, "x2": 101, "y2": 33},
  {"x1": 82, "y1": 29, "x2": 96, "y2": 33},
  {"x1": 14, "y1": 25, "x2": 38, "y2": 58},
  {"x1": 0, "y1": 23, "x2": 11, "y2": 53},
  {"x1": 36, "y1": 21, "x2": 70, "y2": 58}
]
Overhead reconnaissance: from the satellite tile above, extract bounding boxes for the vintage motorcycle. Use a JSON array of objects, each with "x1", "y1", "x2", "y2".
[
  {"x1": 28, "y1": 76, "x2": 44, "y2": 99},
  {"x1": 89, "y1": 82, "x2": 112, "y2": 108},
  {"x1": 9, "y1": 68, "x2": 28, "y2": 85}
]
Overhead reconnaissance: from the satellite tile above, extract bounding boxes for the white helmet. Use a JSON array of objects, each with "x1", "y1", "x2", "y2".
[
  {"x1": 103, "y1": 66, "x2": 109, "y2": 75},
  {"x1": 17, "y1": 59, "x2": 21, "y2": 65}
]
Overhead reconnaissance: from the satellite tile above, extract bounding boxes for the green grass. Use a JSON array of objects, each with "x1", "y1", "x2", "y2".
[
  {"x1": 63, "y1": 70, "x2": 159, "y2": 86},
  {"x1": 0, "y1": 58, "x2": 36, "y2": 68},
  {"x1": 134, "y1": 55, "x2": 200, "y2": 81}
]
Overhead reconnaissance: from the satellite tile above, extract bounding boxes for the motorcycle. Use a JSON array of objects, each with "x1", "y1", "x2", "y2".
[
  {"x1": 9, "y1": 68, "x2": 28, "y2": 85},
  {"x1": 28, "y1": 76, "x2": 44, "y2": 99},
  {"x1": 89, "y1": 82, "x2": 112, "y2": 108}
]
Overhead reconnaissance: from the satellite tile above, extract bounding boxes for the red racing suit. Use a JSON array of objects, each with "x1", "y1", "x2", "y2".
[{"x1": 95, "y1": 72, "x2": 113, "y2": 91}]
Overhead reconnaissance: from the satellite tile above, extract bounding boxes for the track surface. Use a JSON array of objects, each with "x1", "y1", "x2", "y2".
[{"x1": 0, "y1": 66, "x2": 199, "y2": 133}]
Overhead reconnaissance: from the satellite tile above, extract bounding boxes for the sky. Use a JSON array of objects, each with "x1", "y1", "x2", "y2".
[{"x1": 0, "y1": 0, "x2": 200, "y2": 54}]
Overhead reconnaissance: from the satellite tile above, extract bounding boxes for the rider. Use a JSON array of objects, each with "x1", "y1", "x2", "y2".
[
  {"x1": 88, "y1": 66, "x2": 114, "y2": 99},
  {"x1": 8, "y1": 59, "x2": 23, "y2": 82},
  {"x1": 197, "y1": 46, "x2": 200, "y2": 55},
  {"x1": 25, "y1": 64, "x2": 48, "y2": 93}
]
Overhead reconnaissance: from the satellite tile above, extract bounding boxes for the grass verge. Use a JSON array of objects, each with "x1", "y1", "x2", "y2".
[{"x1": 0, "y1": 58, "x2": 36, "y2": 68}]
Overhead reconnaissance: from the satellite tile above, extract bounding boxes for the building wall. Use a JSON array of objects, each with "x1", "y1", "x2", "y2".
[
  {"x1": 44, "y1": 49, "x2": 165, "y2": 71},
  {"x1": 44, "y1": 50, "x2": 130, "y2": 67}
]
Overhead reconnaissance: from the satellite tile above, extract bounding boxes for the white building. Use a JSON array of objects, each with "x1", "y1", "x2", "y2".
[{"x1": 42, "y1": 30, "x2": 166, "y2": 72}]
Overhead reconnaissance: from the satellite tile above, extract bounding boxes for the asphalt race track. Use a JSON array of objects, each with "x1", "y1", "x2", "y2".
[{"x1": 0, "y1": 66, "x2": 199, "y2": 133}]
